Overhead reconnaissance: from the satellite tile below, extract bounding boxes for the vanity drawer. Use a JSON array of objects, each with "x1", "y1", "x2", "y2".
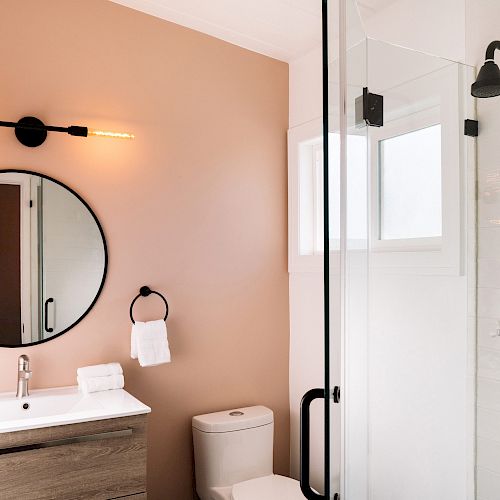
[
  {"x1": 0, "y1": 414, "x2": 147, "y2": 499},
  {"x1": 112, "y1": 494, "x2": 147, "y2": 499}
]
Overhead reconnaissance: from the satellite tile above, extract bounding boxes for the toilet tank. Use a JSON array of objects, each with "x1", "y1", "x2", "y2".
[{"x1": 192, "y1": 406, "x2": 274, "y2": 498}]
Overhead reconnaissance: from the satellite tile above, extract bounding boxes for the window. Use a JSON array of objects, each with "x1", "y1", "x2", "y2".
[
  {"x1": 298, "y1": 133, "x2": 367, "y2": 257},
  {"x1": 289, "y1": 64, "x2": 465, "y2": 275},
  {"x1": 379, "y1": 125, "x2": 442, "y2": 240},
  {"x1": 289, "y1": 118, "x2": 370, "y2": 272},
  {"x1": 369, "y1": 104, "x2": 462, "y2": 274}
]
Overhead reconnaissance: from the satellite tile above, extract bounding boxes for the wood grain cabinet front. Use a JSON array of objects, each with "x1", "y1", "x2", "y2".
[{"x1": 0, "y1": 414, "x2": 148, "y2": 499}]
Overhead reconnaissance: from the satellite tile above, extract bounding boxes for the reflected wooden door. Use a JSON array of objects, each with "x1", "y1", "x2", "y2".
[{"x1": 0, "y1": 184, "x2": 21, "y2": 345}]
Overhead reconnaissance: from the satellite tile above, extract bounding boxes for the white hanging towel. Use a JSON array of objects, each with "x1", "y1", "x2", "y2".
[
  {"x1": 131, "y1": 319, "x2": 171, "y2": 367},
  {"x1": 77, "y1": 362, "x2": 123, "y2": 379},
  {"x1": 78, "y1": 373, "x2": 124, "y2": 394}
]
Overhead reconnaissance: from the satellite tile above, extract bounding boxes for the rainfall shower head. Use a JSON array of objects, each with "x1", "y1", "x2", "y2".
[{"x1": 471, "y1": 41, "x2": 500, "y2": 98}]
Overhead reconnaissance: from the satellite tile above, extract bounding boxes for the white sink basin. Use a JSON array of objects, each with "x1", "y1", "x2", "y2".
[{"x1": 0, "y1": 386, "x2": 151, "y2": 433}]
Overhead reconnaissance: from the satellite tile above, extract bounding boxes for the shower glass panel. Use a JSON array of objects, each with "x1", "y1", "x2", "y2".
[
  {"x1": 330, "y1": 1, "x2": 370, "y2": 498},
  {"x1": 324, "y1": 1, "x2": 477, "y2": 499}
]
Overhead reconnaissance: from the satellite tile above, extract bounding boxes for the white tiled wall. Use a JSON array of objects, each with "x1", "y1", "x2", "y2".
[
  {"x1": 468, "y1": 1, "x2": 500, "y2": 491},
  {"x1": 476, "y1": 94, "x2": 500, "y2": 499}
]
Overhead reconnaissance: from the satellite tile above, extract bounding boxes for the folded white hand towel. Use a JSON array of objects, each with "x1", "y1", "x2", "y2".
[
  {"x1": 77, "y1": 362, "x2": 123, "y2": 379},
  {"x1": 77, "y1": 374, "x2": 124, "y2": 394},
  {"x1": 131, "y1": 319, "x2": 170, "y2": 367}
]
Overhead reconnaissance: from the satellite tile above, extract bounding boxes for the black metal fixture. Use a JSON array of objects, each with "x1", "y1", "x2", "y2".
[
  {"x1": 0, "y1": 116, "x2": 134, "y2": 147},
  {"x1": 300, "y1": 388, "x2": 327, "y2": 500},
  {"x1": 471, "y1": 41, "x2": 500, "y2": 98},
  {"x1": 129, "y1": 286, "x2": 169, "y2": 324},
  {"x1": 300, "y1": 386, "x2": 341, "y2": 499},
  {"x1": 464, "y1": 119, "x2": 479, "y2": 137},
  {"x1": 355, "y1": 87, "x2": 384, "y2": 127},
  {"x1": 44, "y1": 298, "x2": 54, "y2": 333}
]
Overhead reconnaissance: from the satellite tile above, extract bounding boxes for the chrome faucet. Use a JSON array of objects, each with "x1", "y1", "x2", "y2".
[{"x1": 16, "y1": 355, "x2": 32, "y2": 398}]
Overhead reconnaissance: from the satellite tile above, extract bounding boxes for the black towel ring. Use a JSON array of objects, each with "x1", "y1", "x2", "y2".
[{"x1": 129, "y1": 286, "x2": 169, "y2": 324}]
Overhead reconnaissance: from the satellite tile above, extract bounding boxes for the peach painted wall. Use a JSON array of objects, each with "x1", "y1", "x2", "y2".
[{"x1": 0, "y1": 1, "x2": 290, "y2": 498}]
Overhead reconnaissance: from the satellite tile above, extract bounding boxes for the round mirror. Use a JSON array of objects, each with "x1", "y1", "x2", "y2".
[{"x1": 0, "y1": 170, "x2": 107, "y2": 347}]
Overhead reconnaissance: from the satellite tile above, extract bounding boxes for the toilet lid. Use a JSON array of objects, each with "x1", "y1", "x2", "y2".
[{"x1": 231, "y1": 474, "x2": 303, "y2": 500}]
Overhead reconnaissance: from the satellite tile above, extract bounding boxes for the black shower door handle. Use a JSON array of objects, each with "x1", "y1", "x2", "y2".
[
  {"x1": 44, "y1": 298, "x2": 54, "y2": 333},
  {"x1": 300, "y1": 388, "x2": 327, "y2": 499}
]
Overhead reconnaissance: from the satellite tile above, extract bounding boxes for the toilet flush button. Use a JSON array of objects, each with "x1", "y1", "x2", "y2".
[{"x1": 229, "y1": 411, "x2": 244, "y2": 416}]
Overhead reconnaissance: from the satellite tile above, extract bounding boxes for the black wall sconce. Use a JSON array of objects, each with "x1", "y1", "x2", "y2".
[{"x1": 0, "y1": 116, "x2": 134, "y2": 147}]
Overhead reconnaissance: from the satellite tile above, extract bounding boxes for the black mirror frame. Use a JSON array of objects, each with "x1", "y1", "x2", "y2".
[{"x1": 0, "y1": 169, "x2": 108, "y2": 348}]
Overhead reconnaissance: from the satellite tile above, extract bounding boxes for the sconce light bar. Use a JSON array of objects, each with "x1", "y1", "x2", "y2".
[
  {"x1": 0, "y1": 116, "x2": 134, "y2": 147},
  {"x1": 87, "y1": 129, "x2": 135, "y2": 139}
]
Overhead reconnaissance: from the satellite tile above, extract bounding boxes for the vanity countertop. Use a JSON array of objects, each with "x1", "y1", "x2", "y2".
[{"x1": 0, "y1": 386, "x2": 151, "y2": 433}]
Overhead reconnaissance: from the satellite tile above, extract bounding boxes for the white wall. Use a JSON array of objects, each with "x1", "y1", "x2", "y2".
[
  {"x1": 289, "y1": 46, "x2": 322, "y2": 129},
  {"x1": 289, "y1": 272, "x2": 325, "y2": 486},
  {"x1": 288, "y1": 45, "x2": 325, "y2": 488},
  {"x1": 466, "y1": 1, "x2": 500, "y2": 498}
]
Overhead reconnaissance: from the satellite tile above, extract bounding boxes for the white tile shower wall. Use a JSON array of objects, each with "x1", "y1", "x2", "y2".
[
  {"x1": 476, "y1": 114, "x2": 500, "y2": 497},
  {"x1": 477, "y1": 468, "x2": 500, "y2": 500},
  {"x1": 467, "y1": 0, "x2": 500, "y2": 497}
]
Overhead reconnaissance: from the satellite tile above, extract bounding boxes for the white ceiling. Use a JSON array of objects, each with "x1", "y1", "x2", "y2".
[
  {"x1": 109, "y1": 0, "x2": 409, "y2": 63},
  {"x1": 110, "y1": 0, "x2": 322, "y2": 62}
]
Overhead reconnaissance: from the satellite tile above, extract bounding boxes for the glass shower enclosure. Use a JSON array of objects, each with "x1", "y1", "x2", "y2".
[{"x1": 299, "y1": 1, "x2": 477, "y2": 499}]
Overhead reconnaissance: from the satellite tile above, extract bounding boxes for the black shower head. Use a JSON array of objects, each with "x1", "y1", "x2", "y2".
[
  {"x1": 472, "y1": 41, "x2": 500, "y2": 98},
  {"x1": 472, "y1": 61, "x2": 500, "y2": 98}
]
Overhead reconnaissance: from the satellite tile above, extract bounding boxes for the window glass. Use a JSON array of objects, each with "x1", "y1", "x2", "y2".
[{"x1": 379, "y1": 125, "x2": 442, "y2": 240}]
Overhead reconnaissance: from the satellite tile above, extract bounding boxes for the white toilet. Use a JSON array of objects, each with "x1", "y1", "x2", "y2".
[{"x1": 192, "y1": 405, "x2": 303, "y2": 499}]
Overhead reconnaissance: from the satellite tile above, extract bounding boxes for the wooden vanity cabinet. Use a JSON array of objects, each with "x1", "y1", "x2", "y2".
[{"x1": 0, "y1": 414, "x2": 147, "y2": 499}]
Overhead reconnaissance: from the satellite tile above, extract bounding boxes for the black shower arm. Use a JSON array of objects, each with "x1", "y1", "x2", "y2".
[{"x1": 485, "y1": 41, "x2": 500, "y2": 61}]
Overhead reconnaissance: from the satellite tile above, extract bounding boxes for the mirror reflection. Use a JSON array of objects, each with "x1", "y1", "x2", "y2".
[{"x1": 0, "y1": 171, "x2": 107, "y2": 346}]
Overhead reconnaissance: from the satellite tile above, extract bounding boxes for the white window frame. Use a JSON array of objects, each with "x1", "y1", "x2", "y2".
[
  {"x1": 289, "y1": 121, "x2": 368, "y2": 273},
  {"x1": 369, "y1": 64, "x2": 463, "y2": 275},
  {"x1": 288, "y1": 118, "x2": 324, "y2": 273},
  {"x1": 30, "y1": 175, "x2": 41, "y2": 342},
  {"x1": 370, "y1": 108, "x2": 442, "y2": 251}
]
